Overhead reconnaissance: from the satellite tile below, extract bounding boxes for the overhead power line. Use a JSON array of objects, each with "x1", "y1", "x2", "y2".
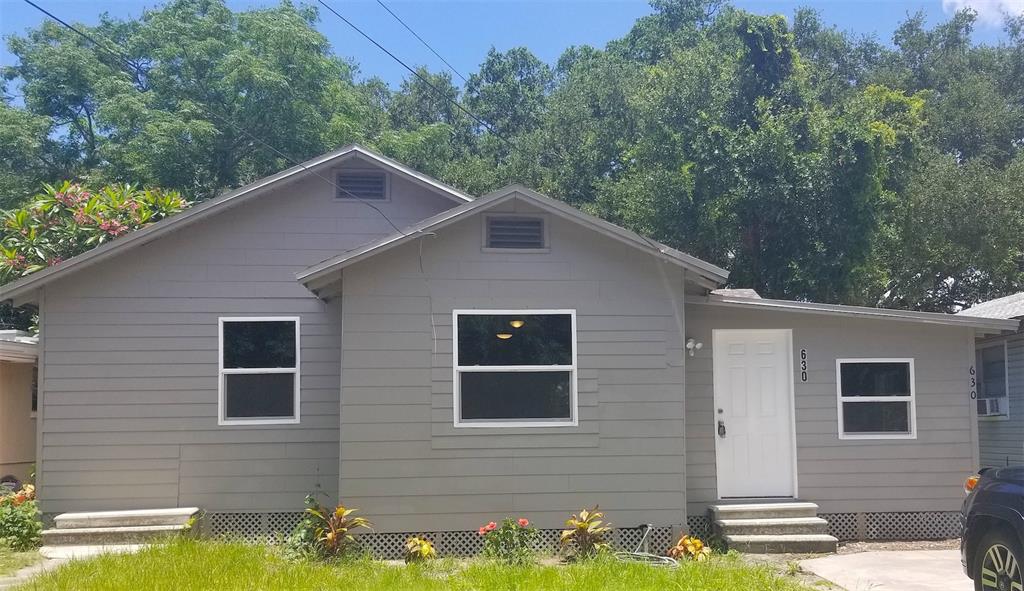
[
  {"x1": 314, "y1": 0, "x2": 511, "y2": 145},
  {"x1": 373, "y1": 0, "x2": 468, "y2": 85},
  {"x1": 20, "y1": 0, "x2": 406, "y2": 235}
]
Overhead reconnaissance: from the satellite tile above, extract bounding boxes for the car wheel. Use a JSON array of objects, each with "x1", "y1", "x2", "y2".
[{"x1": 975, "y1": 529, "x2": 1024, "y2": 591}]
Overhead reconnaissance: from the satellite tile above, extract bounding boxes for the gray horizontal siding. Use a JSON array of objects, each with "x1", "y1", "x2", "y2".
[
  {"x1": 685, "y1": 304, "x2": 977, "y2": 515},
  {"x1": 339, "y1": 200, "x2": 691, "y2": 532},
  {"x1": 979, "y1": 333, "x2": 1024, "y2": 467},
  {"x1": 37, "y1": 162, "x2": 457, "y2": 514}
]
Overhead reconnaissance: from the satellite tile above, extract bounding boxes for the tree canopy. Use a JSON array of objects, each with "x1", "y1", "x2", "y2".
[{"x1": 3, "y1": 0, "x2": 1023, "y2": 312}]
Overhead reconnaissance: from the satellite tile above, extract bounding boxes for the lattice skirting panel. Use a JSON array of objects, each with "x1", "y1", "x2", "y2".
[
  {"x1": 686, "y1": 515, "x2": 711, "y2": 540},
  {"x1": 202, "y1": 513, "x2": 674, "y2": 558},
  {"x1": 819, "y1": 511, "x2": 962, "y2": 541}
]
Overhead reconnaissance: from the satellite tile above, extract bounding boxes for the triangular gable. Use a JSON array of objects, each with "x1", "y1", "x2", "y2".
[
  {"x1": 297, "y1": 184, "x2": 730, "y2": 294},
  {"x1": 0, "y1": 145, "x2": 471, "y2": 303}
]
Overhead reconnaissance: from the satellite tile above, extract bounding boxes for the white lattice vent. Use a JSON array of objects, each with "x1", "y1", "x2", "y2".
[{"x1": 686, "y1": 515, "x2": 711, "y2": 540}]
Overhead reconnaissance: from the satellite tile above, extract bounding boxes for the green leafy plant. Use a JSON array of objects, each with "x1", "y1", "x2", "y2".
[
  {"x1": 0, "y1": 484, "x2": 41, "y2": 551},
  {"x1": 560, "y1": 506, "x2": 611, "y2": 561},
  {"x1": 403, "y1": 536, "x2": 437, "y2": 563},
  {"x1": 480, "y1": 518, "x2": 538, "y2": 565},
  {"x1": 285, "y1": 494, "x2": 372, "y2": 560},
  {"x1": 0, "y1": 181, "x2": 189, "y2": 283}
]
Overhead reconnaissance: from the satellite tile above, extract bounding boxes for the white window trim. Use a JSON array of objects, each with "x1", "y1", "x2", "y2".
[
  {"x1": 334, "y1": 168, "x2": 391, "y2": 202},
  {"x1": 218, "y1": 316, "x2": 301, "y2": 426},
  {"x1": 977, "y1": 341, "x2": 1010, "y2": 421},
  {"x1": 836, "y1": 358, "x2": 917, "y2": 440},
  {"x1": 481, "y1": 214, "x2": 551, "y2": 253},
  {"x1": 452, "y1": 309, "x2": 577, "y2": 428}
]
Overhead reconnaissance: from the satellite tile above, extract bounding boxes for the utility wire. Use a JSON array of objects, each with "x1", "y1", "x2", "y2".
[
  {"x1": 373, "y1": 0, "x2": 468, "y2": 85},
  {"x1": 21, "y1": 0, "x2": 407, "y2": 235},
  {"x1": 315, "y1": 0, "x2": 512, "y2": 145}
]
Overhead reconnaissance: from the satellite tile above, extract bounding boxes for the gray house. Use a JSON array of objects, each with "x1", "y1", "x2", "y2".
[
  {"x1": 959, "y1": 293, "x2": 1024, "y2": 468},
  {"x1": 1, "y1": 146, "x2": 1018, "y2": 551}
]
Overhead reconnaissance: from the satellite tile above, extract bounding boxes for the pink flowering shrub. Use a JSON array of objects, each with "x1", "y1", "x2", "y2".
[
  {"x1": 0, "y1": 182, "x2": 189, "y2": 283},
  {"x1": 480, "y1": 517, "x2": 538, "y2": 564}
]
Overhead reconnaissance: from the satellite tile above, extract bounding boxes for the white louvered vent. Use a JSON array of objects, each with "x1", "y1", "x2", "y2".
[
  {"x1": 336, "y1": 171, "x2": 387, "y2": 200},
  {"x1": 486, "y1": 216, "x2": 546, "y2": 249}
]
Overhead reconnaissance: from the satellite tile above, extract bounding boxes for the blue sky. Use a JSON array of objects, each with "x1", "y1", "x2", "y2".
[{"x1": 1, "y1": 0, "x2": 1019, "y2": 89}]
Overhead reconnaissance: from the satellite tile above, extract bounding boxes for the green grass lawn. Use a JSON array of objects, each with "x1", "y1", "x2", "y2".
[
  {"x1": 14, "y1": 538, "x2": 820, "y2": 590},
  {"x1": 0, "y1": 548, "x2": 40, "y2": 577}
]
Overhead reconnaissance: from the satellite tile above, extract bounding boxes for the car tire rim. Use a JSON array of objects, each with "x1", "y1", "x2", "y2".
[{"x1": 982, "y1": 543, "x2": 1024, "y2": 591}]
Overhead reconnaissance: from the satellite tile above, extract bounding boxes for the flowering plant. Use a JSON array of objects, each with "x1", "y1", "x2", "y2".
[
  {"x1": 480, "y1": 517, "x2": 538, "y2": 565},
  {"x1": 0, "y1": 181, "x2": 189, "y2": 283},
  {"x1": 667, "y1": 534, "x2": 712, "y2": 561},
  {"x1": 0, "y1": 485, "x2": 41, "y2": 550}
]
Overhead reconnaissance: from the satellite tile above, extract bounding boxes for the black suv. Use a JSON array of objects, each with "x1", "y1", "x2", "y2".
[{"x1": 962, "y1": 467, "x2": 1024, "y2": 591}]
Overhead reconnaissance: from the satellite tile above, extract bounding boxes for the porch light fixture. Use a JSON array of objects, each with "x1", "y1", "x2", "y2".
[
  {"x1": 685, "y1": 338, "x2": 703, "y2": 357},
  {"x1": 496, "y1": 332, "x2": 513, "y2": 340},
  {"x1": 509, "y1": 319, "x2": 525, "y2": 329}
]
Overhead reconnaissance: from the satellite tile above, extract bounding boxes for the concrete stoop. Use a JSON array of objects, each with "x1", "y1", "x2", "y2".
[
  {"x1": 709, "y1": 502, "x2": 838, "y2": 554},
  {"x1": 41, "y1": 507, "x2": 199, "y2": 547}
]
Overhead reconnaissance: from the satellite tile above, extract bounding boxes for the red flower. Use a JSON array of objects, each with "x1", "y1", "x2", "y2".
[
  {"x1": 478, "y1": 527, "x2": 487, "y2": 536},
  {"x1": 517, "y1": 518, "x2": 529, "y2": 528},
  {"x1": 486, "y1": 521, "x2": 497, "y2": 531}
]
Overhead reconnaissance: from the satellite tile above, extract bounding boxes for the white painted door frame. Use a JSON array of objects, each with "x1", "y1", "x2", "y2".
[{"x1": 712, "y1": 329, "x2": 798, "y2": 499}]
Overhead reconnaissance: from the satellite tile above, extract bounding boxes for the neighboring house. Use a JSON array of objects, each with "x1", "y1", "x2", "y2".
[
  {"x1": 0, "y1": 330, "x2": 37, "y2": 484},
  {"x1": 0, "y1": 145, "x2": 1017, "y2": 548},
  {"x1": 959, "y1": 292, "x2": 1024, "y2": 467}
]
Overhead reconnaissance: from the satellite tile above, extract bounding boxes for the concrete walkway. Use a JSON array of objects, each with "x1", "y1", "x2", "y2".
[{"x1": 801, "y1": 549, "x2": 972, "y2": 591}]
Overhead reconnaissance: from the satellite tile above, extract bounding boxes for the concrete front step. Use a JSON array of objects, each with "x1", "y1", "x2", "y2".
[
  {"x1": 715, "y1": 516, "x2": 830, "y2": 536},
  {"x1": 55, "y1": 507, "x2": 199, "y2": 529},
  {"x1": 709, "y1": 502, "x2": 819, "y2": 520},
  {"x1": 41, "y1": 524, "x2": 188, "y2": 546},
  {"x1": 724, "y1": 534, "x2": 838, "y2": 554}
]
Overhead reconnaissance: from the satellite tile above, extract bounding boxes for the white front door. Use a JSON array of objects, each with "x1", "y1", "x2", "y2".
[{"x1": 712, "y1": 329, "x2": 796, "y2": 498}]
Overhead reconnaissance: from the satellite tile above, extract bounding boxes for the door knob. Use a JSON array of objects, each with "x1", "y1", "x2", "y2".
[{"x1": 718, "y1": 420, "x2": 727, "y2": 438}]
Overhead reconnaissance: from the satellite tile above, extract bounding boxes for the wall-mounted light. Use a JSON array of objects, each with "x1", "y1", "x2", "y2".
[
  {"x1": 509, "y1": 319, "x2": 525, "y2": 329},
  {"x1": 685, "y1": 338, "x2": 703, "y2": 357},
  {"x1": 496, "y1": 332, "x2": 513, "y2": 340}
]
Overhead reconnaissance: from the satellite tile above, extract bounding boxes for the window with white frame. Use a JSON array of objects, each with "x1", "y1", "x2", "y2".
[
  {"x1": 453, "y1": 310, "x2": 577, "y2": 427},
  {"x1": 836, "y1": 359, "x2": 916, "y2": 439},
  {"x1": 219, "y1": 317, "x2": 300, "y2": 425},
  {"x1": 976, "y1": 343, "x2": 1009, "y2": 418}
]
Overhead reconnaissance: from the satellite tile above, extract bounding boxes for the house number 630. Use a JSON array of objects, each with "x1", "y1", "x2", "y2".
[
  {"x1": 969, "y1": 365, "x2": 977, "y2": 400},
  {"x1": 799, "y1": 349, "x2": 808, "y2": 383}
]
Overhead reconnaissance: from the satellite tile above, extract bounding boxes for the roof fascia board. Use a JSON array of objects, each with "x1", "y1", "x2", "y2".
[
  {"x1": 690, "y1": 294, "x2": 1021, "y2": 332},
  {"x1": 0, "y1": 145, "x2": 469, "y2": 302}
]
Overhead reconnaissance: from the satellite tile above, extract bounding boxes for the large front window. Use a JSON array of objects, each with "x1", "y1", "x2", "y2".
[
  {"x1": 453, "y1": 310, "x2": 577, "y2": 427},
  {"x1": 836, "y1": 359, "x2": 916, "y2": 439},
  {"x1": 219, "y1": 317, "x2": 300, "y2": 425}
]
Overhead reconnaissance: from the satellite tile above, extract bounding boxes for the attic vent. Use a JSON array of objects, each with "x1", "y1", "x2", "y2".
[
  {"x1": 336, "y1": 171, "x2": 387, "y2": 200},
  {"x1": 486, "y1": 216, "x2": 546, "y2": 250}
]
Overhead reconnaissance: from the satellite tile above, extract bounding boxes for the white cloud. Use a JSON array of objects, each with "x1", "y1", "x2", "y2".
[{"x1": 943, "y1": 0, "x2": 1024, "y2": 25}]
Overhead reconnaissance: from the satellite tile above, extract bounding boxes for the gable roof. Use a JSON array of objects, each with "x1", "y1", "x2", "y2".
[
  {"x1": 0, "y1": 145, "x2": 472, "y2": 303},
  {"x1": 957, "y1": 292, "x2": 1024, "y2": 320},
  {"x1": 297, "y1": 184, "x2": 730, "y2": 292}
]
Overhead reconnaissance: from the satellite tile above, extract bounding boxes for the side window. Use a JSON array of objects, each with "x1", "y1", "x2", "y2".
[
  {"x1": 836, "y1": 359, "x2": 915, "y2": 439},
  {"x1": 453, "y1": 311, "x2": 577, "y2": 427},
  {"x1": 219, "y1": 318, "x2": 300, "y2": 425},
  {"x1": 976, "y1": 344, "x2": 1009, "y2": 418}
]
